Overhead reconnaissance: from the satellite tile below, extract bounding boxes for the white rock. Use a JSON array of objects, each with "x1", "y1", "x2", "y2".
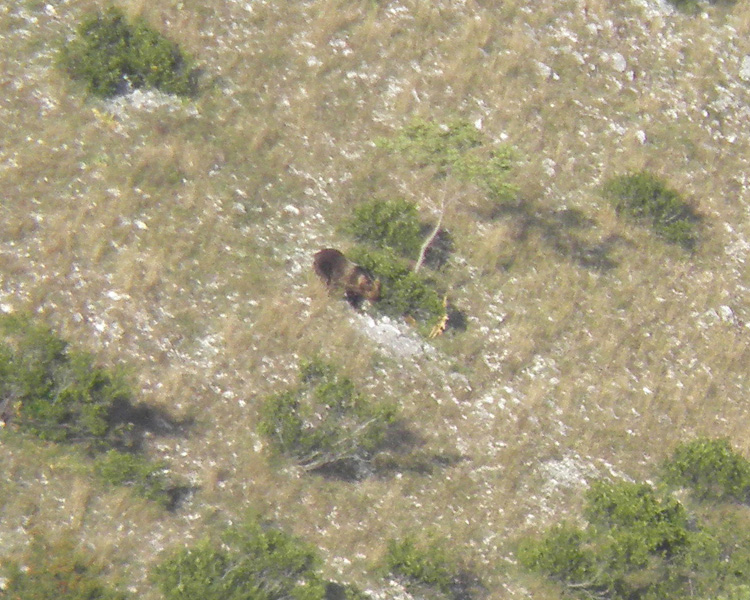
[
  {"x1": 740, "y1": 55, "x2": 750, "y2": 82},
  {"x1": 611, "y1": 52, "x2": 627, "y2": 73}
]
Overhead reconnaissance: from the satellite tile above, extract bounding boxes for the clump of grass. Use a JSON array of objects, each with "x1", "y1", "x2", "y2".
[
  {"x1": 601, "y1": 171, "x2": 699, "y2": 250},
  {"x1": 58, "y1": 6, "x2": 196, "y2": 98},
  {"x1": 258, "y1": 357, "x2": 398, "y2": 477},
  {"x1": 662, "y1": 437, "x2": 750, "y2": 503}
]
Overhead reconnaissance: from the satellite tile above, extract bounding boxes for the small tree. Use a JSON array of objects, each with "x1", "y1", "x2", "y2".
[{"x1": 258, "y1": 358, "x2": 397, "y2": 476}]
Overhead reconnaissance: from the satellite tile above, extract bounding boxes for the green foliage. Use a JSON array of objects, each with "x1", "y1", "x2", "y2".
[
  {"x1": 152, "y1": 517, "x2": 326, "y2": 600},
  {"x1": 58, "y1": 7, "x2": 195, "y2": 98},
  {"x1": 258, "y1": 357, "x2": 397, "y2": 474},
  {"x1": 663, "y1": 437, "x2": 750, "y2": 502},
  {"x1": 518, "y1": 478, "x2": 750, "y2": 600},
  {"x1": 377, "y1": 118, "x2": 515, "y2": 202},
  {"x1": 94, "y1": 449, "x2": 178, "y2": 507},
  {"x1": 517, "y1": 523, "x2": 595, "y2": 584},
  {"x1": 2, "y1": 536, "x2": 128, "y2": 600},
  {"x1": 347, "y1": 247, "x2": 445, "y2": 329},
  {"x1": 601, "y1": 171, "x2": 699, "y2": 249},
  {"x1": 384, "y1": 535, "x2": 462, "y2": 598},
  {"x1": 345, "y1": 198, "x2": 423, "y2": 259},
  {"x1": 0, "y1": 315, "x2": 131, "y2": 448}
]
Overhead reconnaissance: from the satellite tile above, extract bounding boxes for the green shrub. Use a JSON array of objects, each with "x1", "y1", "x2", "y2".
[
  {"x1": 345, "y1": 198, "x2": 423, "y2": 259},
  {"x1": 94, "y1": 449, "x2": 178, "y2": 507},
  {"x1": 58, "y1": 7, "x2": 195, "y2": 98},
  {"x1": 258, "y1": 357, "x2": 397, "y2": 475},
  {"x1": 384, "y1": 535, "x2": 463, "y2": 598},
  {"x1": 152, "y1": 517, "x2": 326, "y2": 600},
  {"x1": 517, "y1": 523, "x2": 595, "y2": 585},
  {"x1": 2, "y1": 536, "x2": 128, "y2": 600},
  {"x1": 601, "y1": 171, "x2": 699, "y2": 249},
  {"x1": 377, "y1": 118, "x2": 515, "y2": 202},
  {"x1": 347, "y1": 247, "x2": 445, "y2": 329},
  {"x1": 0, "y1": 315, "x2": 132, "y2": 448},
  {"x1": 518, "y1": 479, "x2": 739, "y2": 600},
  {"x1": 663, "y1": 437, "x2": 750, "y2": 502}
]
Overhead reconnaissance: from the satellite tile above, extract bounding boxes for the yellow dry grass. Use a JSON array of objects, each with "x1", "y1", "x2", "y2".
[{"x1": 1, "y1": 0, "x2": 750, "y2": 598}]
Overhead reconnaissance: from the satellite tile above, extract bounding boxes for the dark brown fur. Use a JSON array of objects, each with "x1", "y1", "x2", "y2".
[{"x1": 313, "y1": 248, "x2": 381, "y2": 307}]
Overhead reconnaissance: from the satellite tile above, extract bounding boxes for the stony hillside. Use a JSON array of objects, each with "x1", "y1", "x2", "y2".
[{"x1": 1, "y1": 0, "x2": 749, "y2": 598}]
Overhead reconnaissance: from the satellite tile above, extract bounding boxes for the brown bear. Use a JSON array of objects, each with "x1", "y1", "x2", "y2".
[{"x1": 313, "y1": 248, "x2": 381, "y2": 308}]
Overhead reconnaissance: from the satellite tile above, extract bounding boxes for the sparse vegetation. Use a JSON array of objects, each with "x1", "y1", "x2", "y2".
[
  {"x1": 602, "y1": 171, "x2": 699, "y2": 249},
  {"x1": 1, "y1": 536, "x2": 129, "y2": 600},
  {"x1": 58, "y1": 7, "x2": 195, "y2": 98},
  {"x1": 258, "y1": 357, "x2": 398, "y2": 476}
]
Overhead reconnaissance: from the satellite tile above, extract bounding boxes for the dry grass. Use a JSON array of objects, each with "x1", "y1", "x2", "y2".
[{"x1": 2, "y1": 0, "x2": 750, "y2": 597}]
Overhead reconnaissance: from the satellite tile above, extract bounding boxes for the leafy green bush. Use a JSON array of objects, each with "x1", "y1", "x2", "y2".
[
  {"x1": 601, "y1": 171, "x2": 699, "y2": 249},
  {"x1": 347, "y1": 247, "x2": 445, "y2": 330},
  {"x1": 385, "y1": 535, "x2": 468, "y2": 599},
  {"x1": 518, "y1": 479, "x2": 746, "y2": 600},
  {"x1": 94, "y1": 449, "x2": 179, "y2": 508},
  {"x1": 377, "y1": 118, "x2": 515, "y2": 203},
  {"x1": 58, "y1": 7, "x2": 195, "y2": 98},
  {"x1": 663, "y1": 437, "x2": 750, "y2": 503},
  {"x1": 152, "y1": 517, "x2": 326, "y2": 600},
  {"x1": 258, "y1": 357, "x2": 397, "y2": 475},
  {"x1": 2, "y1": 536, "x2": 128, "y2": 600},
  {"x1": 0, "y1": 315, "x2": 131, "y2": 448},
  {"x1": 345, "y1": 198, "x2": 423, "y2": 259}
]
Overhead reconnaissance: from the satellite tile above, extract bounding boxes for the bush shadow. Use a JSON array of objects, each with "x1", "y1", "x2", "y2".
[{"x1": 490, "y1": 201, "x2": 622, "y2": 272}]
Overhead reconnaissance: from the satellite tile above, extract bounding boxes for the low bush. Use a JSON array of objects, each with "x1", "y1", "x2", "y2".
[
  {"x1": 385, "y1": 535, "x2": 470, "y2": 599},
  {"x1": 152, "y1": 516, "x2": 326, "y2": 600},
  {"x1": 0, "y1": 315, "x2": 132, "y2": 449},
  {"x1": 663, "y1": 437, "x2": 750, "y2": 503},
  {"x1": 347, "y1": 247, "x2": 445, "y2": 330},
  {"x1": 2, "y1": 536, "x2": 128, "y2": 600},
  {"x1": 94, "y1": 449, "x2": 179, "y2": 508},
  {"x1": 58, "y1": 7, "x2": 195, "y2": 98},
  {"x1": 518, "y1": 477, "x2": 750, "y2": 600},
  {"x1": 601, "y1": 171, "x2": 699, "y2": 249},
  {"x1": 345, "y1": 198, "x2": 423, "y2": 259},
  {"x1": 258, "y1": 357, "x2": 397, "y2": 476}
]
